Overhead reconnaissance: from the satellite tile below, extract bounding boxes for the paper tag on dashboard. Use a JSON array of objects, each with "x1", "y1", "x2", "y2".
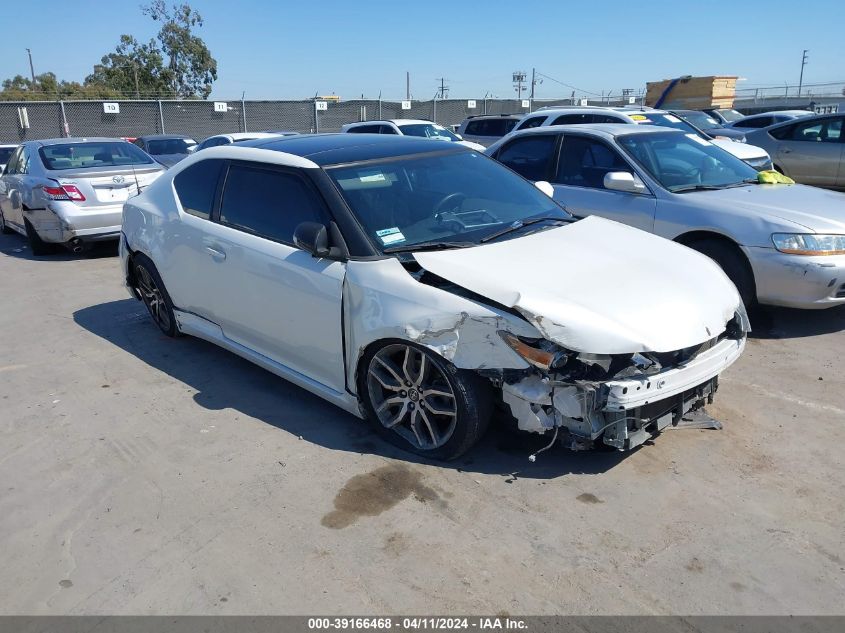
[{"x1": 376, "y1": 227, "x2": 406, "y2": 245}]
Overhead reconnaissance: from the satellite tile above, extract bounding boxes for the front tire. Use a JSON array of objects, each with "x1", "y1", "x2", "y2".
[
  {"x1": 360, "y1": 341, "x2": 491, "y2": 461},
  {"x1": 688, "y1": 238, "x2": 756, "y2": 308},
  {"x1": 133, "y1": 255, "x2": 179, "y2": 337}
]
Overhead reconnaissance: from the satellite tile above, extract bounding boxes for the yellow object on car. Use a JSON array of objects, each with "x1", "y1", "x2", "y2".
[{"x1": 757, "y1": 170, "x2": 795, "y2": 184}]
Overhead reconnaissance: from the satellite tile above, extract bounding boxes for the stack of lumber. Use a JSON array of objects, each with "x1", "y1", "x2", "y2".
[{"x1": 645, "y1": 76, "x2": 737, "y2": 109}]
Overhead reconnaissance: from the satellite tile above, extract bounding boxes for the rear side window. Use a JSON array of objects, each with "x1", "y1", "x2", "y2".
[
  {"x1": 3, "y1": 146, "x2": 22, "y2": 174},
  {"x1": 495, "y1": 135, "x2": 557, "y2": 181},
  {"x1": 465, "y1": 118, "x2": 515, "y2": 136},
  {"x1": 378, "y1": 125, "x2": 399, "y2": 134},
  {"x1": 219, "y1": 164, "x2": 327, "y2": 245},
  {"x1": 173, "y1": 159, "x2": 224, "y2": 220},
  {"x1": 783, "y1": 117, "x2": 842, "y2": 143},
  {"x1": 516, "y1": 116, "x2": 546, "y2": 130},
  {"x1": 552, "y1": 113, "x2": 594, "y2": 125}
]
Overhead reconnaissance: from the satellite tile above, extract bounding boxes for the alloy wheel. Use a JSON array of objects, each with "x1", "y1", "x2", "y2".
[
  {"x1": 136, "y1": 264, "x2": 172, "y2": 333},
  {"x1": 367, "y1": 344, "x2": 458, "y2": 450}
]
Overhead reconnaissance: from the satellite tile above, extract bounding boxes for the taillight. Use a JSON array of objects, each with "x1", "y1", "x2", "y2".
[
  {"x1": 61, "y1": 185, "x2": 86, "y2": 201},
  {"x1": 42, "y1": 184, "x2": 86, "y2": 202}
]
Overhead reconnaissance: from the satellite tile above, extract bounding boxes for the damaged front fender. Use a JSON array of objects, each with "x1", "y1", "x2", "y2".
[{"x1": 343, "y1": 257, "x2": 540, "y2": 394}]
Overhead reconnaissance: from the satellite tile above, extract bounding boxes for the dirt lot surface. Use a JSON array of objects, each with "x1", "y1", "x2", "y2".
[{"x1": 1, "y1": 233, "x2": 843, "y2": 615}]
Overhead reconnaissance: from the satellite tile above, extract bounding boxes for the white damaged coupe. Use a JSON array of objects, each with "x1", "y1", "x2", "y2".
[{"x1": 120, "y1": 134, "x2": 748, "y2": 460}]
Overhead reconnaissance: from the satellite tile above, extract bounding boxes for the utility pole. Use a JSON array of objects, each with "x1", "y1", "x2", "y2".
[
  {"x1": 406, "y1": 71, "x2": 410, "y2": 100},
  {"x1": 435, "y1": 77, "x2": 449, "y2": 99},
  {"x1": 133, "y1": 63, "x2": 140, "y2": 99},
  {"x1": 512, "y1": 71, "x2": 527, "y2": 100},
  {"x1": 26, "y1": 48, "x2": 36, "y2": 86},
  {"x1": 530, "y1": 68, "x2": 536, "y2": 100},
  {"x1": 798, "y1": 49, "x2": 808, "y2": 97}
]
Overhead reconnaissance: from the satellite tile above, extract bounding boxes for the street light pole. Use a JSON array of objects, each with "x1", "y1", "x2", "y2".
[{"x1": 26, "y1": 48, "x2": 36, "y2": 85}]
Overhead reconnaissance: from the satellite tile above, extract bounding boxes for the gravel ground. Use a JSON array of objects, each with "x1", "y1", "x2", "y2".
[{"x1": 0, "y1": 232, "x2": 843, "y2": 615}]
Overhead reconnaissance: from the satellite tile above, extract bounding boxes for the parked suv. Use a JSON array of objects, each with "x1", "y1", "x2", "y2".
[
  {"x1": 456, "y1": 114, "x2": 523, "y2": 147},
  {"x1": 341, "y1": 119, "x2": 485, "y2": 150},
  {"x1": 0, "y1": 138, "x2": 164, "y2": 254},
  {"x1": 512, "y1": 106, "x2": 772, "y2": 170}
]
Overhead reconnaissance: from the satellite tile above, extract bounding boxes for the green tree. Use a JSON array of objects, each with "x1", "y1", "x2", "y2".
[
  {"x1": 142, "y1": 0, "x2": 218, "y2": 99},
  {"x1": 86, "y1": 34, "x2": 171, "y2": 99},
  {"x1": 0, "y1": 72, "x2": 119, "y2": 101}
]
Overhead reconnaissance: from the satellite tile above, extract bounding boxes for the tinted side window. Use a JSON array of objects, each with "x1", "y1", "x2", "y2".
[
  {"x1": 496, "y1": 135, "x2": 556, "y2": 181},
  {"x1": 4, "y1": 146, "x2": 23, "y2": 175},
  {"x1": 173, "y1": 159, "x2": 224, "y2": 220},
  {"x1": 551, "y1": 113, "x2": 594, "y2": 125},
  {"x1": 556, "y1": 136, "x2": 630, "y2": 189},
  {"x1": 347, "y1": 125, "x2": 378, "y2": 134},
  {"x1": 516, "y1": 116, "x2": 545, "y2": 130},
  {"x1": 787, "y1": 117, "x2": 842, "y2": 142},
  {"x1": 379, "y1": 125, "x2": 399, "y2": 134},
  {"x1": 219, "y1": 164, "x2": 326, "y2": 244},
  {"x1": 735, "y1": 117, "x2": 770, "y2": 128}
]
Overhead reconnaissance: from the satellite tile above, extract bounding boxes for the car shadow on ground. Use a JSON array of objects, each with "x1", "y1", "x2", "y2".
[
  {"x1": 73, "y1": 299, "x2": 636, "y2": 479},
  {"x1": 0, "y1": 231, "x2": 118, "y2": 261},
  {"x1": 748, "y1": 304, "x2": 845, "y2": 340}
]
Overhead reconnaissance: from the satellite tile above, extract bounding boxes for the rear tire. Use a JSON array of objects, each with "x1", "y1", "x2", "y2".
[
  {"x1": 132, "y1": 254, "x2": 179, "y2": 337},
  {"x1": 688, "y1": 238, "x2": 756, "y2": 308},
  {"x1": 24, "y1": 219, "x2": 54, "y2": 255},
  {"x1": 359, "y1": 341, "x2": 492, "y2": 461}
]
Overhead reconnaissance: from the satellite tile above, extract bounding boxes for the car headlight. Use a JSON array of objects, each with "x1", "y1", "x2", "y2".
[
  {"x1": 498, "y1": 331, "x2": 568, "y2": 370},
  {"x1": 772, "y1": 233, "x2": 845, "y2": 255}
]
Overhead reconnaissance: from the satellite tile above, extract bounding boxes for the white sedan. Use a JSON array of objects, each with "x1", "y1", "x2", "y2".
[
  {"x1": 120, "y1": 134, "x2": 746, "y2": 460},
  {"x1": 342, "y1": 119, "x2": 486, "y2": 151}
]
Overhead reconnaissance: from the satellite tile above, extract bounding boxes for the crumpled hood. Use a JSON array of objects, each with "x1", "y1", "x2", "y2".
[
  {"x1": 414, "y1": 216, "x2": 742, "y2": 354},
  {"x1": 685, "y1": 183, "x2": 845, "y2": 233}
]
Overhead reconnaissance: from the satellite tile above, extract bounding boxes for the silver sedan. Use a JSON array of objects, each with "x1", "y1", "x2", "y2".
[
  {"x1": 0, "y1": 138, "x2": 164, "y2": 254},
  {"x1": 486, "y1": 124, "x2": 845, "y2": 309},
  {"x1": 743, "y1": 114, "x2": 844, "y2": 189}
]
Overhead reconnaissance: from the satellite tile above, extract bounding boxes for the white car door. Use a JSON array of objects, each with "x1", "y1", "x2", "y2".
[
  {"x1": 194, "y1": 161, "x2": 346, "y2": 392},
  {"x1": 550, "y1": 133, "x2": 656, "y2": 232}
]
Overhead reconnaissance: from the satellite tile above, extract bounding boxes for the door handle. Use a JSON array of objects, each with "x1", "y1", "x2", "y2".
[{"x1": 204, "y1": 246, "x2": 226, "y2": 261}]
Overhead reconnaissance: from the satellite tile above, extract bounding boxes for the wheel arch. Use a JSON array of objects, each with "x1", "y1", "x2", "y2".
[{"x1": 674, "y1": 230, "x2": 757, "y2": 301}]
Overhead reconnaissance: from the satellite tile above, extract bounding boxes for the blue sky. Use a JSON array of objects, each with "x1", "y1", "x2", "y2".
[{"x1": 3, "y1": 0, "x2": 843, "y2": 100}]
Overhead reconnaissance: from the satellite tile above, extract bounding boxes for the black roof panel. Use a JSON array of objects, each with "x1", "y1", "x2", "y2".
[{"x1": 238, "y1": 133, "x2": 469, "y2": 166}]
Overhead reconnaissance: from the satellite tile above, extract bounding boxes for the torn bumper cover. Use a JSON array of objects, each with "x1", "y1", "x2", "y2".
[{"x1": 501, "y1": 335, "x2": 745, "y2": 451}]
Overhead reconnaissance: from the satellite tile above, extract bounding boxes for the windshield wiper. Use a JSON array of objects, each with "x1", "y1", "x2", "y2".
[
  {"x1": 383, "y1": 240, "x2": 475, "y2": 253},
  {"x1": 479, "y1": 216, "x2": 569, "y2": 243},
  {"x1": 671, "y1": 184, "x2": 727, "y2": 193}
]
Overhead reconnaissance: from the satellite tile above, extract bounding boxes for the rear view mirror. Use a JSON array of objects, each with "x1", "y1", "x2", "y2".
[
  {"x1": 293, "y1": 221, "x2": 330, "y2": 258},
  {"x1": 534, "y1": 180, "x2": 555, "y2": 197},
  {"x1": 603, "y1": 172, "x2": 646, "y2": 194}
]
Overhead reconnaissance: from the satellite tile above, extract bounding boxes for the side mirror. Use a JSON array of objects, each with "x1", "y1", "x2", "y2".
[
  {"x1": 186, "y1": 145, "x2": 197, "y2": 154},
  {"x1": 603, "y1": 171, "x2": 646, "y2": 194},
  {"x1": 534, "y1": 180, "x2": 555, "y2": 197},
  {"x1": 293, "y1": 221, "x2": 330, "y2": 258},
  {"x1": 454, "y1": 133, "x2": 464, "y2": 140}
]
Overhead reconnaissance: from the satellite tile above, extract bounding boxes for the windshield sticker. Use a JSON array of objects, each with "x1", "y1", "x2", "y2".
[
  {"x1": 664, "y1": 114, "x2": 682, "y2": 123},
  {"x1": 630, "y1": 114, "x2": 649, "y2": 122},
  {"x1": 686, "y1": 133, "x2": 711, "y2": 146},
  {"x1": 359, "y1": 172, "x2": 386, "y2": 183},
  {"x1": 376, "y1": 227, "x2": 406, "y2": 245}
]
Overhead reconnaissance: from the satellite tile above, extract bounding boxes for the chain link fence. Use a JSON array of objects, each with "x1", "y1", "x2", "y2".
[
  {"x1": 3, "y1": 88, "x2": 841, "y2": 144},
  {"x1": 0, "y1": 96, "x2": 635, "y2": 144}
]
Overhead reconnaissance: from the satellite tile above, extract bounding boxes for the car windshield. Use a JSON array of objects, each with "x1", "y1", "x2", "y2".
[
  {"x1": 677, "y1": 111, "x2": 722, "y2": 129},
  {"x1": 39, "y1": 142, "x2": 155, "y2": 170},
  {"x1": 398, "y1": 123, "x2": 460, "y2": 142},
  {"x1": 328, "y1": 150, "x2": 569, "y2": 252},
  {"x1": 146, "y1": 138, "x2": 196, "y2": 155},
  {"x1": 617, "y1": 131, "x2": 759, "y2": 192},
  {"x1": 0, "y1": 147, "x2": 15, "y2": 164}
]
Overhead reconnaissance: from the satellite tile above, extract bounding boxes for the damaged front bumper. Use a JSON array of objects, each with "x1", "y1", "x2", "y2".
[{"x1": 501, "y1": 336, "x2": 745, "y2": 451}]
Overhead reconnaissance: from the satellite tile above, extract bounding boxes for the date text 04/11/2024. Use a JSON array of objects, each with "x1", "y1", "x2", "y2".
[{"x1": 307, "y1": 617, "x2": 528, "y2": 630}]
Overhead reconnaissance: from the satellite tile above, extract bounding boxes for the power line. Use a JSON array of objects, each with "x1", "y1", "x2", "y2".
[{"x1": 535, "y1": 71, "x2": 603, "y2": 97}]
